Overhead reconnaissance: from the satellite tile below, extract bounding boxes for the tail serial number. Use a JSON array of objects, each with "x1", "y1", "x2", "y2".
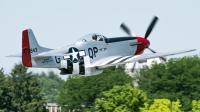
[{"x1": 23, "y1": 48, "x2": 37, "y2": 53}]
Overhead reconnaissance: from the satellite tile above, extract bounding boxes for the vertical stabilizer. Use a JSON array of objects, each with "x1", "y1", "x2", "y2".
[{"x1": 22, "y1": 29, "x2": 51, "y2": 67}]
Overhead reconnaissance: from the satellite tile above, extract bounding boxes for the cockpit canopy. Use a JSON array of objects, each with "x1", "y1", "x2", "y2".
[
  {"x1": 75, "y1": 33, "x2": 137, "y2": 44},
  {"x1": 76, "y1": 33, "x2": 107, "y2": 44}
]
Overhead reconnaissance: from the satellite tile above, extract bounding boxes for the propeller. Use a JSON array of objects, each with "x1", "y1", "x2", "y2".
[
  {"x1": 144, "y1": 16, "x2": 158, "y2": 39},
  {"x1": 120, "y1": 16, "x2": 167, "y2": 62},
  {"x1": 131, "y1": 62, "x2": 137, "y2": 73},
  {"x1": 147, "y1": 47, "x2": 167, "y2": 62},
  {"x1": 120, "y1": 22, "x2": 136, "y2": 36}
]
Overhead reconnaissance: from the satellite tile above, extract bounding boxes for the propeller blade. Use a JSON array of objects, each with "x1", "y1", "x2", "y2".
[
  {"x1": 159, "y1": 57, "x2": 167, "y2": 62},
  {"x1": 131, "y1": 62, "x2": 137, "y2": 73},
  {"x1": 147, "y1": 47, "x2": 167, "y2": 62},
  {"x1": 144, "y1": 16, "x2": 159, "y2": 39},
  {"x1": 120, "y1": 22, "x2": 136, "y2": 36},
  {"x1": 147, "y1": 47, "x2": 156, "y2": 53}
]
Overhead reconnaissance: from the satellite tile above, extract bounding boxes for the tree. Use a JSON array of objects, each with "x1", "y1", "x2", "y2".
[
  {"x1": 140, "y1": 99, "x2": 182, "y2": 112},
  {"x1": 37, "y1": 71, "x2": 64, "y2": 103},
  {"x1": 0, "y1": 68, "x2": 9, "y2": 111},
  {"x1": 6, "y1": 63, "x2": 47, "y2": 111},
  {"x1": 0, "y1": 68, "x2": 5, "y2": 104},
  {"x1": 137, "y1": 56, "x2": 200, "y2": 111},
  {"x1": 95, "y1": 84, "x2": 148, "y2": 112},
  {"x1": 191, "y1": 100, "x2": 200, "y2": 112},
  {"x1": 56, "y1": 67, "x2": 133, "y2": 111}
]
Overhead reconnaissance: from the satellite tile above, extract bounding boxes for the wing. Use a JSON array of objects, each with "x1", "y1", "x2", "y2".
[
  {"x1": 6, "y1": 52, "x2": 62, "y2": 58},
  {"x1": 6, "y1": 53, "x2": 22, "y2": 57},
  {"x1": 95, "y1": 49, "x2": 196, "y2": 69}
]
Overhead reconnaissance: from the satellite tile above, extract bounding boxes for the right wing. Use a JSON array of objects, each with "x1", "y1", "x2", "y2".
[{"x1": 95, "y1": 49, "x2": 196, "y2": 69}]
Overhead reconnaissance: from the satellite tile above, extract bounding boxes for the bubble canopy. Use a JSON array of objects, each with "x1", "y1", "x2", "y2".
[{"x1": 75, "y1": 33, "x2": 107, "y2": 43}]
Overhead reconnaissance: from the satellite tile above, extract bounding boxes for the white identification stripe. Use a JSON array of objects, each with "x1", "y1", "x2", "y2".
[
  {"x1": 60, "y1": 60, "x2": 67, "y2": 69},
  {"x1": 73, "y1": 63, "x2": 79, "y2": 74},
  {"x1": 111, "y1": 56, "x2": 131, "y2": 64},
  {"x1": 84, "y1": 56, "x2": 91, "y2": 67},
  {"x1": 79, "y1": 51, "x2": 85, "y2": 56},
  {"x1": 100, "y1": 56, "x2": 121, "y2": 66}
]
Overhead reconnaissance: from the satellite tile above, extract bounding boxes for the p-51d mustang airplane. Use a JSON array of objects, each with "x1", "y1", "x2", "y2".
[{"x1": 8, "y1": 16, "x2": 195, "y2": 76}]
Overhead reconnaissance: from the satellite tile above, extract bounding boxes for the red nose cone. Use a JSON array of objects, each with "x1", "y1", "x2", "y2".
[{"x1": 135, "y1": 37, "x2": 150, "y2": 55}]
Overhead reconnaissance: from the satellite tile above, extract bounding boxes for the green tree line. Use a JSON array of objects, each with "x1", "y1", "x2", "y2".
[
  {"x1": 56, "y1": 56, "x2": 200, "y2": 111},
  {"x1": 137, "y1": 56, "x2": 200, "y2": 111},
  {"x1": 0, "y1": 63, "x2": 64, "y2": 111},
  {"x1": 1, "y1": 56, "x2": 200, "y2": 111},
  {"x1": 0, "y1": 64, "x2": 46, "y2": 111}
]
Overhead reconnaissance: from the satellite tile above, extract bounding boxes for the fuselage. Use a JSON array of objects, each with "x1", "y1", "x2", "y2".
[{"x1": 31, "y1": 34, "x2": 150, "y2": 70}]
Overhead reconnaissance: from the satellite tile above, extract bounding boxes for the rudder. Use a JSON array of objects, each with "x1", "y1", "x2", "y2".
[{"x1": 22, "y1": 29, "x2": 51, "y2": 67}]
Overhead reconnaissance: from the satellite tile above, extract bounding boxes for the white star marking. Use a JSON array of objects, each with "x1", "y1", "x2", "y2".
[{"x1": 72, "y1": 48, "x2": 78, "y2": 61}]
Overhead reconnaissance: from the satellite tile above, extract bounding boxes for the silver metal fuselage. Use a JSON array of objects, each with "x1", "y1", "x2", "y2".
[{"x1": 32, "y1": 38, "x2": 137, "y2": 68}]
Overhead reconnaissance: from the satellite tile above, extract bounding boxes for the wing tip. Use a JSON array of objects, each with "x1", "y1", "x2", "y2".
[
  {"x1": 187, "y1": 49, "x2": 196, "y2": 52},
  {"x1": 6, "y1": 53, "x2": 22, "y2": 58}
]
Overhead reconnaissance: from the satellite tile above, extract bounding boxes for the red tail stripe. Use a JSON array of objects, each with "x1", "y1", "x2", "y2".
[{"x1": 22, "y1": 29, "x2": 32, "y2": 67}]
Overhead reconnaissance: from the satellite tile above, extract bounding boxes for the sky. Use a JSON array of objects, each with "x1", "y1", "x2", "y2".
[{"x1": 0, "y1": 0, "x2": 200, "y2": 78}]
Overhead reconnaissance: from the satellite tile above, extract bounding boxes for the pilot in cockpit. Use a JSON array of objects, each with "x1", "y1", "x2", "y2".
[{"x1": 92, "y1": 34, "x2": 97, "y2": 41}]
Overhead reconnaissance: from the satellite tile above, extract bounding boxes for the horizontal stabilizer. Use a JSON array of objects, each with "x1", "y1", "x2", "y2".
[
  {"x1": 32, "y1": 53, "x2": 63, "y2": 58},
  {"x1": 6, "y1": 53, "x2": 22, "y2": 58}
]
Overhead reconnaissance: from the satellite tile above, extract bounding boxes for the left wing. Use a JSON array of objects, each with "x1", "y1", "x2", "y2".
[{"x1": 95, "y1": 49, "x2": 196, "y2": 69}]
